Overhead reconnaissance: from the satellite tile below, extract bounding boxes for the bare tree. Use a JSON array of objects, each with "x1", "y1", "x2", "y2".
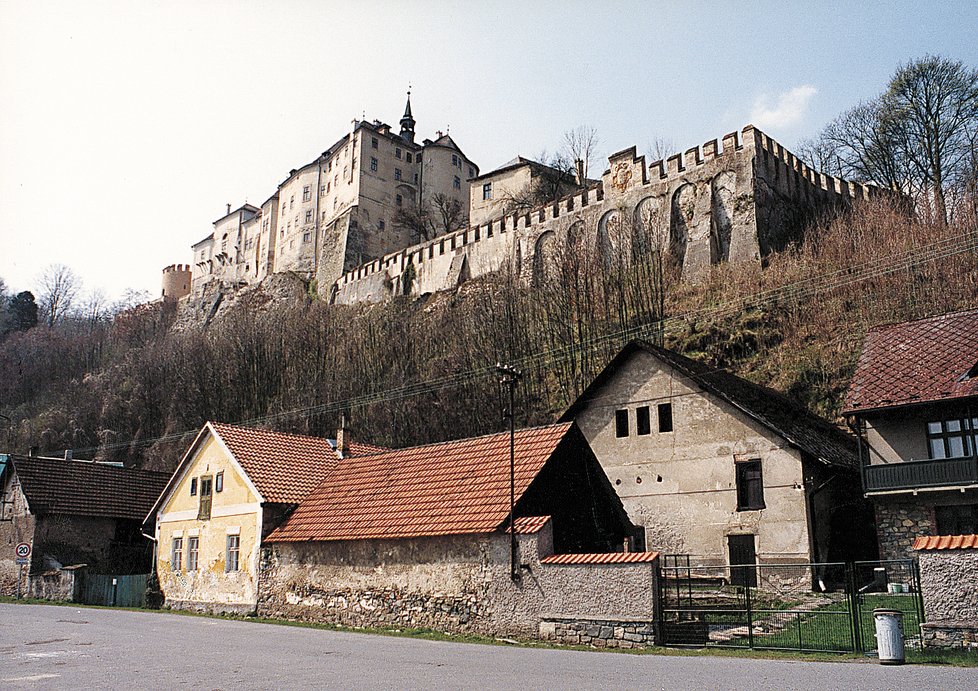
[
  {"x1": 37, "y1": 264, "x2": 81, "y2": 327},
  {"x1": 393, "y1": 193, "x2": 467, "y2": 242},
  {"x1": 884, "y1": 55, "x2": 978, "y2": 222},
  {"x1": 562, "y1": 125, "x2": 601, "y2": 184},
  {"x1": 645, "y1": 136, "x2": 676, "y2": 164},
  {"x1": 81, "y1": 288, "x2": 109, "y2": 328},
  {"x1": 496, "y1": 152, "x2": 578, "y2": 214}
]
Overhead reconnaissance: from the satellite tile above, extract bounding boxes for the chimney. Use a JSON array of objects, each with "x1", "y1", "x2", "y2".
[
  {"x1": 64, "y1": 449, "x2": 73, "y2": 461},
  {"x1": 336, "y1": 415, "x2": 350, "y2": 458},
  {"x1": 226, "y1": 203, "x2": 231, "y2": 215},
  {"x1": 574, "y1": 159, "x2": 585, "y2": 186}
]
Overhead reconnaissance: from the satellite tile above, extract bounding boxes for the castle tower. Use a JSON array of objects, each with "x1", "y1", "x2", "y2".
[
  {"x1": 161, "y1": 264, "x2": 192, "y2": 302},
  {"x1": 399, "y1": 90, "x2": 415, "y2": 143}
]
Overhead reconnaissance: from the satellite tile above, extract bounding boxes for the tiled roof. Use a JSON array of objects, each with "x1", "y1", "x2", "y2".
[
  {"x1": 541, "y1": 551, "x2": 660, "y2": 565},
  {"x1": 267, "y1": 423, "x2": 573, "y2": 543},
  {"x1": 561, "y1": 341, "x2": 859, "y2": 469},
  {"x1": 9, "y1": 456, "x2": 170, "y2": 521},
  {"x1": 844, "y1": 309, "x2": 978, "y2": 414},
  {"x1": 506, "y1": 515, "x2": 551, "y2": 534},
  {"x1": 210, "y1": 423, "x2": 339, "y2": 505},
  {"x1": 913, "y1": 534, "x2": 978, "y2": 551}
]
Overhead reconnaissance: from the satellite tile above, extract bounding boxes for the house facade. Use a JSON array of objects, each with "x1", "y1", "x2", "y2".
[
  {"x1": 560, "y1": 341, "x2": 877, "y2": 574},
  {"x1": 0, "y1": 454, "x2": 168, "y2": 597},
  {"x1": 147, "y1": 421, "x2": 383, "y2": 614},
  {"x1": 844, "y1": 309, "x2": 978, "y2": 561},
  {"x1": 260, "y1": 422, "x2": 661, "y2": 642}
]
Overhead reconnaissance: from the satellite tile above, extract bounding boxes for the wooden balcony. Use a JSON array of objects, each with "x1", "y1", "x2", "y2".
[{"x1": 863, "y1": 456, "x2": 978, "y2": 493}]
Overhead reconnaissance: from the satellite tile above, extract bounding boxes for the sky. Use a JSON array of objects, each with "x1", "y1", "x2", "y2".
[{"x1": 1, "y1": 0, "x2": 976, "y2": 301}]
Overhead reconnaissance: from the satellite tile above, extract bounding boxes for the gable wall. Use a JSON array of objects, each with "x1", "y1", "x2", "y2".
[
  {"x1": 156, "y1": 432, "x2": 262, "y2": 613},
  {"x1": 571, "y1": 350, "x2": 811, "y2": 564},
  {"x1": 0, "y1": 470, "x2": 34, "y2": 596}
]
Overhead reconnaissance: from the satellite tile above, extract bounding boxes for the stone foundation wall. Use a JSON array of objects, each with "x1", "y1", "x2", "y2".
[
  {"x1": 921, "y1": 622, "x2": 978, "y2": 651},
  {"x1": 28, "y1": 566, "x2": 84, "y2": 601},
  {"x1": 541, "y1": 617, "x2": 657, "y2": 649},
  {"x1": 876, "y1": 501, "x2": 935, "y2": 561},
  {"x1": 917, "y1": 548, "x2": 978, "y2": 622}
]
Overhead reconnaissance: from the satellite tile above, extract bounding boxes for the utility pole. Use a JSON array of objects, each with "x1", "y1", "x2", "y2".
[{"x1": 496, "y1": 363, "x2": 523, "y2": 581}]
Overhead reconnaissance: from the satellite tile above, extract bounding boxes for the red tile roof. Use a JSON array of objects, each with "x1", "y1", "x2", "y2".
[
  {"x1": 267, "y1": 423, "x2": 573, "y2": 543},
  {"x1": 844, "y1": 309, "x2": 978, "y2": 414},
  {"x1": 541, "y1": 551, "x2": 660, "y2": 565},
  {"x1": 913, "y1": 534, "x2": 978, "y2": 551},
  {"x1": 506, "y1": 515, "x2": 552, "y2": 534},
  {"x1": 210, "y1": 423, "x2": 338, "y2": 505},
  {"x1": 9, "y1": 456, "x2": 170, "y2": 521}
]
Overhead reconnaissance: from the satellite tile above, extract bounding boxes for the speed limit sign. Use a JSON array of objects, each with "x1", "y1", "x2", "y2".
[{"x1": 15, "y1": 543, "x2": 31, "y2": 559}]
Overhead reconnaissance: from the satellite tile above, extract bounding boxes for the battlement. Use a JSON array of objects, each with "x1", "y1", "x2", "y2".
[{"x1": 163, "y1": 264, "x2": 191, "y2": 275}]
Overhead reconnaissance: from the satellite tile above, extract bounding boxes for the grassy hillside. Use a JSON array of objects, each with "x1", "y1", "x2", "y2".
[{"x1": 1, "y1": 198, "x2": 974, "y2": 471}]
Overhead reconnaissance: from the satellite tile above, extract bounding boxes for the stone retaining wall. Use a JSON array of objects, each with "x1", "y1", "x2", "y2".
[
  {"x1": 921, "y1": 622, "x2": 978, "y2": 651},
  {"x1": 541, "y1": 617, "x2": 657, "y2": 648}
]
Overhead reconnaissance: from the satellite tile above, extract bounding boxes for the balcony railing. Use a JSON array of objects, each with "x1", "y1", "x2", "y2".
[{"x1": 863, "y1": 456, "x2": 978, "y2": 493}]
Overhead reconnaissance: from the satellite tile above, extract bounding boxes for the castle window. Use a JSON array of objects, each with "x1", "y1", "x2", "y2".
[
  {"x1": 395, "y1": 148, "x2": 402, "y2": 159},
  {"x1": 303, "y1": 231, "x2": 311, "y2": 243},
  {"x1": 483, "y1": 183, "x2": 492, "y2": 200},
  {"x1": 327, "y1": 181, "x2": 331, "y2": 193},
  {"x1": 370, "y1": 157, "x2": 378, "y2": 172},
  {"x1": 615, "y1": 409, "x2": 629, "y2": 438},
  {"x1": 290, "y1": 195, "x2": 294, "y2": 208},
  {"x1": 371, "y1": 137, "x2": 378, "y2": 149},
  {"x1": 343, "y1": 167, "x2": 348, "y2": 178},
  {"x1": 454, "y1": 176, "x2": 461, "y2": 190},
  {"x1": 452, "y1": 154, "x2": 459, "y2": 167},
  {"x1": 379, "y1": 220, "x2": 386, "y2": 230},
  {"x1": 396, "y1": 194, "x2": 403, "y2": 207},
  {"x1": 302, "y1": 186, "x2": 311, "y2": 202},
  {"x1": 305, "y1": 210, "x2": 313, "y2": 223},
  {"x1": 414, "y1": 173, "x2": 418, "y2": 184},
  {"x1": 658, "y1": 403, "x2": 673, "y2": 433},
  {"x1": 406, "y1": 152, "x2": 413, "y2": 163},
  {"x1": 469, "y1": 167, "x2": 475, "y2": 178},
  {"x1": 394, "y1": 168, "x2": 402, "y2": 181},
  {"x1": 320, "y1": 184, "x2": 325, "y2": 197}
]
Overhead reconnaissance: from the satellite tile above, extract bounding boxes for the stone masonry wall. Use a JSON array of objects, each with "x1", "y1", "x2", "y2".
[
  {"x1": 542, "y1": 617, "x2": 657, "y2": 649},
  {"x1": 917, "y1": 548, "x2": 978, "y2": 651},
  {"x1": 258, "y1": 522, "x2": 659, "y2": 644},
  {"x1": 332, "y1": 125, "x2": 876, "y2": 305},
  {"x1": 876, "y1": 501, "x2": 935, "y2": 561}
]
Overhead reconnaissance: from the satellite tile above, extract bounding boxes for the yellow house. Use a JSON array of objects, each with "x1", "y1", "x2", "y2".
[{"x1": 146, "y1": 421, "x2": 381, "y2": 614}]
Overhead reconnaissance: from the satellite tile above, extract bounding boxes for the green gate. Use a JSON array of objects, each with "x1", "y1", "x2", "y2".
[{"x1": 80, "y1": 573, "x2": 148, "y2": 608}]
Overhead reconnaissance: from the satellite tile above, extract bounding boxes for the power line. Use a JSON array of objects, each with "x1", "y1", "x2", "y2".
[{"x1": 69, "y1": 230, "x2": 978, "y2": 455}]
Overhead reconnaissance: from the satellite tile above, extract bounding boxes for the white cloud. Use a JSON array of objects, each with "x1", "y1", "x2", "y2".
[{"x1": 749, "y1": 85, "x2": 818, "y2": 130}]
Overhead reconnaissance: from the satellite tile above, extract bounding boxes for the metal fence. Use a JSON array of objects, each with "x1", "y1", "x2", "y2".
[
  {"x1": 79, "y1": 573, "x2": 148, "y2": 608},
  {"x1": 658, "y1": 557, "x2": 922, "y2": 654}
]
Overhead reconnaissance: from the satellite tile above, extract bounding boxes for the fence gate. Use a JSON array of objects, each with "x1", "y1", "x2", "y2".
[
  {"x1": 79, "y1": 573, "x2": 148, "y2": 608},
  {"x1": 658, "y1": 557, "x2": 923, "y2": 654}
]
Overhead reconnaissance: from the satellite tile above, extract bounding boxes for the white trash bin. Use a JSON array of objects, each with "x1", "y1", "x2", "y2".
[{"x1": 874, "y1": 608, "x2": 905, "y2": 665}]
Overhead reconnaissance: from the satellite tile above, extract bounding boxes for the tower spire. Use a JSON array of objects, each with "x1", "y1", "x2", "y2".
[{"x1": 399, "y1": 86, "x2": 415, "y2": 143}]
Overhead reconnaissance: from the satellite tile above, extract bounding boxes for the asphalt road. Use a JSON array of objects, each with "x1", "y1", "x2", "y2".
[{"x1": 0, "y1": 604, "x2": 974, "y2": 690}]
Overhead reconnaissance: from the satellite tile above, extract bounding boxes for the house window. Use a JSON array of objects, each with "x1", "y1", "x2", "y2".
[
  {"x1": 305, "y1": 210, "x2": 313, "y2": 223},
  {"x1": 615, "y1": 409, "x2": 629, "y2": 438},
  {"x1": 171, "y1": 537, "x2": 183, "y2": 570},
  {"x1": 198, "y1": 476, "x2": 213, "y2": 520},
  {"x1": 658, "y1": 402, "x2": 673, "y2": 433},
  {"x1": 396, "y1": 194, "x2": 403, "y2": 207},
  {"x1": 394, "y1": 168, "x2": 402, "y2": 181},
  {"x1": 371, "y1": 137, "x2": 378, "y2": 149},
  {"x1": 735, "y1": 459, "x2": 765, "y2": 511},
  {"x1": 187, "y1": 536, "x2": 199, "y2": 571},
  {"x1": 483, "y1": 183, "x2": 492, "y2": 200},
  {"x1": 226, "y1": 535, "x2": 240, "y2": 572},
  {"x1": 370, "y1": 157, "x2": 378, "y2": 172},
  {"x1": 453, "y1": 176, "x2": 461, "y2": 190},
  {"x1": 406, "y1": 152, "x2": 413, "y2": 163},
  {"x1": 927, "y1": 417, "x2": 977, "y2": 459},
  {"x1": 636, "y1": 406, "x2": 651, "y2": 435},
  {"x1": 190, "y1": 477, "x2": 197, "y2": 496},
  {"x1": 216, "y1": 471, "x2": 224, "y2": 493},
  {"x1": 302, "y1": 186, "x2": 311, "y2": 202},
  {"x1": 935, "y1": 504, "x2": 978, "y2": 535},
  {"x1": 395, "y1": 148, "x2": 402, "y2": 159}
]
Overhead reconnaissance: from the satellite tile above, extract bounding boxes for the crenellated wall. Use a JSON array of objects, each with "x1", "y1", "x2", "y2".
[{"x1": 332, "y1": 125, "x2": 878, "y2": 305}]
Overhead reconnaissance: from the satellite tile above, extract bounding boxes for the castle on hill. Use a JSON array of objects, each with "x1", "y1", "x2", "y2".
[{"x1": 161, "y1": 94, "x2": 879, "y2": 306}]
